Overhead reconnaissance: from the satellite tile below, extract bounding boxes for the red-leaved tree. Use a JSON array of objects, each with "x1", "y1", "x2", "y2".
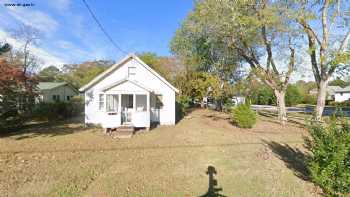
[{"x1": 0, "y1": 59, "x2": 37, "y2": 131}]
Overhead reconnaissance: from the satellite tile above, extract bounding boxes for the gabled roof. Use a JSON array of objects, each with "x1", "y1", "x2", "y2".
[
  {"x1": 79, "y1": 54, "x2": 179, "y2": 93},
  {"x1": 327, "y1": 86, "x2": 342, "y2": 95},
  {"x1": 101, "y1": 78, "x2": 154, "y2": 92},
  {"x1": 38, "y1": 82, "x2": 79, "y2": 93},
  {"x1": 336, "y1": 85, "x2": 350, "y2": 92},
  {"x1": 38, "y1": 82, "x2": 67, "y2": 90}
]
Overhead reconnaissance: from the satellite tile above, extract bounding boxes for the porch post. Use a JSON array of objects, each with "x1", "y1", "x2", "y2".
[
  {"x1": 133, "y1": 93, "x2": 136, "y2": 112},
  {"x1": 118, "y1": 94, "x2": 122, "y2": 113},
  {"x1": 104, "y1": 93, "x2": 107, "y2": 111},
  {"x1": 146, "y1": 92, "x2": 150, "y2": 130}
]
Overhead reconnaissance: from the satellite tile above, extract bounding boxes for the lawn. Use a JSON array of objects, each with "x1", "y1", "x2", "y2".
[{"x1": 0, "y1": 109, "x2": 321, "y2": 196}]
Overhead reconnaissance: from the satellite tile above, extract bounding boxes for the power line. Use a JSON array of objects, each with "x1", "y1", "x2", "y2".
[{"x1": 81, "y1": 0, "x2": 128, "y2": 55}]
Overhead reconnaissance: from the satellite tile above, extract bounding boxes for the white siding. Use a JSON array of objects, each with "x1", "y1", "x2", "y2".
[
  {"x1": 84, "y1": 58, "x2": 176, "y2": 127},
  {"x1": 335, "y1": 92, "x2": 350, "y2": 102},
  {"x1": 41, "y1": 85, "x2": 78, "y2": 103}
]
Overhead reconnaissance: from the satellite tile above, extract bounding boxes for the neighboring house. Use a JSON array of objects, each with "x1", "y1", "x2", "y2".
[
  {"x1": 309, "y1": 86, "x2": 342, "y2": 101},
  {"x1": 79, "y1": 54, "x2": 179, "y2": 130},
  {"x1": 335, "y1": 86, "x2": 350, "y2": 102},
  {"x1": 37, "y1": 82, "x2": 79, "y2": 103},
  {"x1": 326, "y1": 86, "x2": 342, "y2": 101},
  {"x1": 232, "y1": 95, "x2": 245, "y2": 106}
]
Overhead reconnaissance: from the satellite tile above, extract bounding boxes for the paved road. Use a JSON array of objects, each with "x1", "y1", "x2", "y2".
[{"x1": 251, "y1": 105, "x2": 350, "y2": 117}]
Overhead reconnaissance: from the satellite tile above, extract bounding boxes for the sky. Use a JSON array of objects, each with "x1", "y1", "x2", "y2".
[{"x1": 0, "y1": 0, "x2": 194, "y2": 69}]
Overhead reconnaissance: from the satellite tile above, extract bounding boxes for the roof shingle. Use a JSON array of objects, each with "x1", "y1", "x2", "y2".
[{"x1": 37, "y1": 82, "x2": 67, "y2": 90}]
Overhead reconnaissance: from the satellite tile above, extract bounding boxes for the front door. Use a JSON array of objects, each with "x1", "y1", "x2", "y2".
[{"x1": 121, "y1": 94, "x2": 133, "y2": 124}]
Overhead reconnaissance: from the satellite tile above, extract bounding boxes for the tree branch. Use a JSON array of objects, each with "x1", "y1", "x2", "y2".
[
  {"x1": 297, "y1": 18, "x2": 322, "y2": 46},
  {"x1": 320, "y1": 0, "x2": 330, "y2": 76},
  {"x1": 284, "y1": 42, "x2": 295, "y2": 88},
  {"x1": 257, "y1": 0, "x2": 279, "y2": 76},
  {"x1": 321, "y1": 0, "x2": 329, "y2": 50},
  {"x1": 231, "y1": 41, "x2": 278, "y2": 90},
  {"x1": 308, "y1": 35, "x2": 321, "y2": 84},
  {"x1": 261, "y1": 25, "x2": 279, "y2": 75},
  {"x1": 339, "y1": 30, "x2": 350, "y2": 52},
  {"x1": 298, "y1": 16, "x2": 322, "y2": 84},
  {"x1": 328, "y1": 30, "x2": 350, "y2": 75}
]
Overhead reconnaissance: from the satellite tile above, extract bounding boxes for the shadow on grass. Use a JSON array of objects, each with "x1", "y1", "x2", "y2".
[
  {"x1": 199, "y1": 166, "x2": 227, "y2": 197},
  {"x1": 204, "y1": 114, "x2": 231, "y2": 122},
  {"x1": 0, "y1": 116, "x2": 88, "y2": 140},
  {"x1": 263, "y1": 140, "x2": 310, "y2": 181},
  {"x1": 175, "y1": 107, "x2": 201, "y2": 124}
]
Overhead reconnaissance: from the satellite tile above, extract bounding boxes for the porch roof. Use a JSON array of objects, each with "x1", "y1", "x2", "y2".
[
  {"x1": 101, "y1": 78, "x2": 154, "y2": 93},
  {"x1": 79, "y1": 54, "x2": 179, "y2": 93}
]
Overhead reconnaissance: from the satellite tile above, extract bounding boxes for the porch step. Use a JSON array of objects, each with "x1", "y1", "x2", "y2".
[
  {"x1": 113, "y1": 130, "x2": 133, "y2": 138},
  {"x1": 117, "y1": 125, "x2": 135, "y2": 132},
  {"x1": 106, "y1": 125, "x2": 135, "y2": 138}
]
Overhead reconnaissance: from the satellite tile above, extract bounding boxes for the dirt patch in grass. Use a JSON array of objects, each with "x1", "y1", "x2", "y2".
[{"x1": 0, "y1": 109, "x2": 320, "y2": 196}]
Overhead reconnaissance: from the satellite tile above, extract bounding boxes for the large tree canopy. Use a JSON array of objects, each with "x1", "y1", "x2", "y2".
[
  {"x1": 170, "y1": 6, "x2": 241, "y2": 83},
  {"x1": 58, "y1": 60, "x2": 114, "y2": 88},
  {"x1": 137, "y1": 52, "x2": 173, "y2": 82},
  {"x1": 171, "y1": 0, "x2": 299, "y2": 122},
  {"x1": 174, "y1": 70, "x2": 227, "y2": 101},
  {"x1": 38, "y1": 66, "x2": 61, "y2": 82}
]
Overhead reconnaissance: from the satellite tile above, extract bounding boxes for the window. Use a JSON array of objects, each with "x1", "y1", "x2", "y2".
[
  {"x1": 136, "y1": 95, "x2": 147, "y2": 111},
  {"x1": 53, "y1": 95, "x2": 60, "y2": 102},
  {"x1": 128, "y1": 67, "x2": 136, "y2": 77},
  {"x1": 66, "y1": 96, "x2": 72, "y2": 101},
  {"x1": 99, "y1": 94, "x2": 105, "y2": 110},
  {"x1": 106, "y1": 94, "x2": 119, "y2": 112}
]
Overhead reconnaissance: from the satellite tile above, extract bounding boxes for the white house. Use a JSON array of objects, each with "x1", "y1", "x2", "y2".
[
  {"x1": 232, "y1": 94, "x2": 245, "y2": 106},
  {"x1": 326, "y1": 86, "x2": 342, "y2": 101},
  {"x1": 79, "y1": 54, "x2": 179, "y2": 130},
  {"x1": 334, "y1": 86, "x2": 350, "y2": 102},
  {"x1": 37, "y1": 82, "x2": 79, "y2": 103},
  {"x1": 309, "y1": 85, "x2": 342, "y2": 101}
]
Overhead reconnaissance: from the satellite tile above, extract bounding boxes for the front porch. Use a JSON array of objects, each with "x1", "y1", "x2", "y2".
[
  {"x1": 106, "y1": 92, "x2": 160, "y2": 138},
  {"x1": 102, "y1": 92, "x2": 151, "y2": 130},
  {"x1": 97, "y1": 79, "x2": 163, "y2": 136}
]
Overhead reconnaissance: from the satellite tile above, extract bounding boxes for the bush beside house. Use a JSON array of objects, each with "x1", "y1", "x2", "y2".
[{"x1": 33, "y1": 96, "x2": 84, "y2": 121}]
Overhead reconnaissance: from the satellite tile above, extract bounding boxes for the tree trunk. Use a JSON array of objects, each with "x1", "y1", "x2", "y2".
[
  {"x1": 315, "y1": 79, "x2": 328, "y2": 121},
  {"x1": 274, "y1": 90, "x2": 287, "y2": 125},
  {"x1": 217, "y1": 81, "x2": 225, "y2": 111}
]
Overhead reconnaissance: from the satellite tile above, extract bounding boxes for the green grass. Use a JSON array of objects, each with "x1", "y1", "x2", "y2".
[{"x1": 0, "y1": 109, "x2": 321, "y2": 196}]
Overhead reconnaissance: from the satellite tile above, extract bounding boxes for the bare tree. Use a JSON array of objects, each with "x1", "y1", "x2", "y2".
[{"x1": 9, "y1": 24, "x2": 41, "y2": 76}]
